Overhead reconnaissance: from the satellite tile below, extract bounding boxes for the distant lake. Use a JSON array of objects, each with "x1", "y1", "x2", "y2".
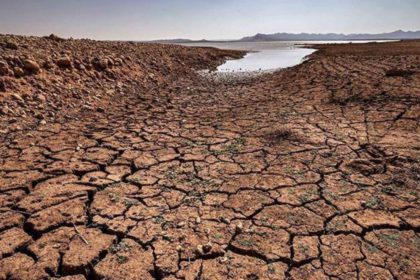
[{"x1": 181, "y1": 40, "x2": 392, "y2": 72}]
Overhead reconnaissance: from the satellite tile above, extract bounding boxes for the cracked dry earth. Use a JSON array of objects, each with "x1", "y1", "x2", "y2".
[{"x1": 1, "y1": 40, "x2": 420, "y2": 280}]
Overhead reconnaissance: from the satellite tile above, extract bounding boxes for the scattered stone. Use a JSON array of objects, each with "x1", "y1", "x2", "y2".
[
  {"x1": 46, "y1": 34, "x2": 65, "y2": 42},
  {"x1": 11, "y1": 93, "x2": 24, "y2": 103},
  {"x1": 13, "y1": 66, "x2": 25, "y2": 77},
  {"x1": 196, "y1": 245, "x2": 204, "y2": 255},
  {"x1": 0, "y1": 61, "x2": 10, "y2": 76},
  {"x1": 176, "y1": 245, "x2": 184, "y2": 252},
  {"x1": 5, "y1": 41, "x2": 18, "y2": 50},
  {"x1": 235, "y1": 222, "x2": 243, "y2": 233},
  {"x1": 93, "y1": 58, "x2": 109, "y2": 70},
  {"x1": 56, "y1": 56, "x2": 73, "y2": 68},
  {"x1": 1, "y1": 105, "x2": 9, "y2": 115},
  {"x1": 196, "y1": 242, "x2": 213, "y2": 255},
  {"x1": 22, "y1": 59, "x2": 41, "y2": 74},
  {"x1": 35, "y1": 94, "x2": 46, "y2": 103},
  {"x1": 203, "y1": 242, "x2": 212, "y2": 253},
  {"x1": 177, "y1": 221, "x2": 186, "y2": 228}
]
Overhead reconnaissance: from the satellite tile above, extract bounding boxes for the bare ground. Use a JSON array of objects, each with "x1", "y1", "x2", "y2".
[{"x1": 0, "y1": 36, "x2": 419, "y2": 279}]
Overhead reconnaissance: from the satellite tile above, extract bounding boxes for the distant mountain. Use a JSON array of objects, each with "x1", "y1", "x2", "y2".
[
  {"x1": 152, "y1": 38, "x2": 193, "y2": 43},
  {"x1": 152, "y1": 39, "x2": 210, "y2": 43},
  {"x1": 153, "y1": 30, "x2": 420, "y2": 44},
  {"x1": 239, "y1": 30, "x2": 420, "y2": 42}
]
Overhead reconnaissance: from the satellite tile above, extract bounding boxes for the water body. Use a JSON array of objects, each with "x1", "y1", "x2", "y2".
[{"x1": 181, "y1": 41, "x2": 391, "y2": 72}]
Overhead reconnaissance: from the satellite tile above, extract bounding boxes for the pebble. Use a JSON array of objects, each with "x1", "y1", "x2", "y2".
[
  {"x1": 235, "y1": 222, "x2": 243, "y2": 233},
  {"x1": 5, "y1": 41, "x2": 18, "y2": 50},
  {"x1": 12, "y1": 93, "x2": 24, "y2": 103},
  {"x1": 35, "y1": 94, "x2": 46, "y2": 103},
  {"x1": 13, "y1": 67, "x2": 25, "y2": 77},
  {"x1": 23, "y1": 59, "x2": 41, "y2": 74},
  {"x1": 202, "y1": 242, "x2": 212, "y2": 253},
  {"x1": 177, "y1": 221, "x2": 186, "y2": 228},
  {"x1": 196, "y1": 242, "x2": 213, "y2": 255},
  {"x1": 220, "y1": 217, "x2": 230, "y2": 224},
  {"x1": 176, "y1": 245, "x2": 184, "y2": 252},
  {"x1": 196, "y1": 245, "x2": 204, "y2": 255},
  {"x1": 1, "y1": 106, "x2": 9, "y2": 115},
  {"x1": 0, "y1": 62, "x2": 10, "y2": 76},
  {"x1": 219, "y1": 256, "x2": 229, "y2": 264},
  {"x1": 56, "y1": 56, "x2": 73, "y2": 68}
]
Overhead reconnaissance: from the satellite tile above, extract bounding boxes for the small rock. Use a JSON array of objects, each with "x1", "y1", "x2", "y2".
[
  {"x1": 23, "y1": 59, "x2": 41, "y2": 74},
  {"x1": 235, "y1": 222, "x2": 243, "y2": 233},
  {"x1": 219, "y1": 256, "x2": 229, "y2": 264},
  {"x1": 220, "y1": 217, "x2": 230, "y2": 224},
  {"x1": 56, "y1": 56, "x2": 73, "y2": 68},
  {"x1": 176, "y1": 245, "x2": 184, "y2": 252},
  {"x1": 399, "y1": 220, "x2": 408, "y2": 228},
  {"x1": 177, "y1": 221, "x2": 186, "y2": 228},
  {"x1": 39, "y1": 119, "x2": 47, "y2": 125},
  {"x1": 1, "y1": 105, "x2": 9, "y2": 115},
  {"x1": 75, "y1": 62, "x2": 86, "y2": 70},
  {"x1": 114, "y1": 58, "x2": 123, "y2": 66},
  {"x1": 196, "y1": 243, "x2": 212, "y2": 255},
  {"x1": 35, "y1": 113, "x2": 44, "y2": 120},
  {"x1": 196, "y1": 245, "x2": 204, "y2": 255},
  {"x1": 5, "y1": 41, "x2": 18, "y2": 50},
  {"x1": 0, "y1": 61, "x2": 10, "y2": 76},
  {"x1": 35, "y1": 94, "x2": 46, "y2": 103},
  {"x1": 42, "y1": 59, "x2": 54, "y2": 69},
  {"x1": 12, "y1": 93, "x2": 24, "y2": 103},
  {"x1": 202, "y1": 242, "x2": 212, "y2": 253},
  {"x1": 93, "y1": 58, "x2": 109, "y2": 70},
  {"x1": 46, "y1": 34, "x2": 65, "y2": 41},
  {"x1": 195, "y1": 217, "x2": 201, "y2": 224},
  {"x1": 107, "y1": 58, "x2": 114, "y2": 67},
  {"x1": 13, "y1": 67, "x2": 25, "y2": 77}
]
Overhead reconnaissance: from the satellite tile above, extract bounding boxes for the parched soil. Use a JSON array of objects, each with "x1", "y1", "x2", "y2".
[{"x1": 0, "y1": 36, "x2": 419, "y2": 280}]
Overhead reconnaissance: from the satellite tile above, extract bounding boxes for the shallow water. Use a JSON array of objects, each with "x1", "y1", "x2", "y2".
[
  {"x1": 217, "y1": 47, "x2": 315, "y2": 72},
  {"x1": 181, "y1": 40, "x2": 391, "y2": 72}
]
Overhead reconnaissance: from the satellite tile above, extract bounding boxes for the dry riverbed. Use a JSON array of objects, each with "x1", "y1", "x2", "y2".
[{"x1": 0, "y1": 36, "x2": 419, "y2": 280}]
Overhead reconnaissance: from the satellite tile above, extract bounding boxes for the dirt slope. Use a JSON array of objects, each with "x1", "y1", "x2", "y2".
[{"x1": 0, "y1": 36, "x2": 419, "y2": 280}]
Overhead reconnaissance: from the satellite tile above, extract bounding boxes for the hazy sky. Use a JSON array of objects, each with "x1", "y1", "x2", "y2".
[{"x1": 1, "y1": 0, "x2": 419, "y2": 40}]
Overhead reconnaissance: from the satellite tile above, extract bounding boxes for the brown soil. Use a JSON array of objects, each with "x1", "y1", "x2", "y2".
[{"x1": 0, "y1": 35, "x2": 419, "y2": 280}]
